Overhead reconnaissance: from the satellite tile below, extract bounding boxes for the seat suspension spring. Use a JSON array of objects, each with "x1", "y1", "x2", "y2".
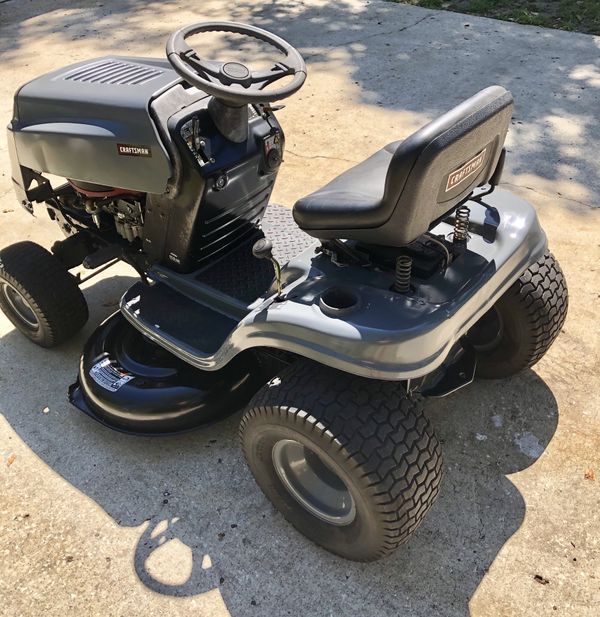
[
  {"x1": 393, "y1": 255, "x2": 412, "y2": 293},
  {"x1": 452, "y1": 205, "x2": 471, "y2": 253}
]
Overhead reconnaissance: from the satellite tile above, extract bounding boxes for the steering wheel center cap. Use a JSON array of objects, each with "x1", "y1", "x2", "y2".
[{"x1": 221, "y1": 62, "x2": 250, "y2": 80}]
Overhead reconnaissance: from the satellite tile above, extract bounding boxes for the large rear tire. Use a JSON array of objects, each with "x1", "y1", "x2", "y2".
[
  {"x1": 469, "y1": 251, "x2": 568, "y2": 379},
  {"x1": 239, "y1": 360, "x2": 442, "y2": 561},
  {"x1": 0, "y1": 241, "x2": 88, "y2": 347}
]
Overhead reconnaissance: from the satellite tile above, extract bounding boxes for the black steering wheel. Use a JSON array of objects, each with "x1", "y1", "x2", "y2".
[{"x1": 166, "y1": 22, "x2": 307, "y2": 105}]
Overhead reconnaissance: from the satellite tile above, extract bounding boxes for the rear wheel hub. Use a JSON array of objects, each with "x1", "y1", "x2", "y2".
[{"x1": 272, "y1": 438, "x2": 356, "y2": 526}]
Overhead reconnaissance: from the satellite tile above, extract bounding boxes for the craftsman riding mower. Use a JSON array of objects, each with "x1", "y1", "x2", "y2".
[{"x1": 1, "y1": 22, "x2": 567, "y2": 561}]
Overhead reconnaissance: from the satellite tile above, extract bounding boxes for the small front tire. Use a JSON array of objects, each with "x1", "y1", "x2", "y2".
[
  {"x1": 0, "y1": 241, "x2": 88, "y2": 347},
  {"x1": 240, "y1": 360, "x2": 443, "y2": 561}
]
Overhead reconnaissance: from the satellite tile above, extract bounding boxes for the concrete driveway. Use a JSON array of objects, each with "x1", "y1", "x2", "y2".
[{"x1": 0, "y1": 1, "x2": 598, "y2": 615}]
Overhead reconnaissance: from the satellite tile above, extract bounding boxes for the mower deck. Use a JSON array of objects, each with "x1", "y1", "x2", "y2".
[{"x1": 69, "y1": 310, "x2": 268, "y2": 434}]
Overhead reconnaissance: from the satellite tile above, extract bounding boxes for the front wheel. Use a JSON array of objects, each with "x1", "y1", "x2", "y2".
[
  {"x1": 239, "y1": 360, "x2": 443, "y2": 561},
  {"x1": 0, "y1": 241, "x2": 88, "y2": 347},
  {"x1": 468, "y1": 250, "x2": 568, "y2": 379}
]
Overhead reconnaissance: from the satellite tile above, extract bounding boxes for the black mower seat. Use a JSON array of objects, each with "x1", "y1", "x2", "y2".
[{"x1": 293, "y1": 86, "x2": 514, "y2": 247}]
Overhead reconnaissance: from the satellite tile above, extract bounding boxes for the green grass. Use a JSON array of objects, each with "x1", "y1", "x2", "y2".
[{"x1": 394, "y1": 0, "x2": 600, "y2": 35}]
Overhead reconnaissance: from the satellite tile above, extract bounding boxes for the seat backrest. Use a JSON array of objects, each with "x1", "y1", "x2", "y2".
[{"x1": 380, "y1": 86, "x2": 513, "y2": 246}]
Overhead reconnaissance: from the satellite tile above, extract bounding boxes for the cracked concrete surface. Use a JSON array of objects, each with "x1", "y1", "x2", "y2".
[
  {"x1": 285, "y1": 149, "x2": 360, "y2": 164},
  {"x1": 501, "y1": 181, "x2": 597, "y2": 210},
  {"x1": 0, "y1": 1, "x2": 599, "y2": 616}
]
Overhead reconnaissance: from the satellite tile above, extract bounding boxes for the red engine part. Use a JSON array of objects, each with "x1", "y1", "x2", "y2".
[{"x1": 68, "y1": 180, "x2": 142, "y2": 199}]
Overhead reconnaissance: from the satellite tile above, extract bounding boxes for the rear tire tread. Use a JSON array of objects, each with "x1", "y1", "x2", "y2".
[
  {"x1": 475, "y1": 251, "x2": 568, "y2": 378},
  {"x1": 506, "y1": 251, "x2": 568, "y2": 369},
  {"x1": 240, "y1": 361, "x2": 443, "y2": 560}
]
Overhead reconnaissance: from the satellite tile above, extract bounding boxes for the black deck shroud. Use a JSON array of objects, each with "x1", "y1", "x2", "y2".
[{"x1": 69, "y1": 311, "x2": 267, "y2": 435}]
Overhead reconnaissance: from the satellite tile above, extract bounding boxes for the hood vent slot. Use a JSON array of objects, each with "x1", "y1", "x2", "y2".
[{"x1": 62, "y1": 60, "x2": 163, "y2": 86}]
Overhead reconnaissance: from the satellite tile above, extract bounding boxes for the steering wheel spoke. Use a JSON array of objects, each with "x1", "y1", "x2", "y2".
[
  {"x1": 250, "y1": 62, "x2": 295, "y2": 90},
  {"x1": 180, "y1": 51, "x2": 223, "y2": 84},
  {"x1": 197, "y1": 59, "x2": 224, "y2": 76}
]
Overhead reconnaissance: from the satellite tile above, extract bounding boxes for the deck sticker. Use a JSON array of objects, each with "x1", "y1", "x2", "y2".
[
  {"x1": 445, "y1": 148, "x2": 487, "y2": 192},
  {"x1": 89, "y1": 357, "x2": 134, "y2": 392},
  {"x1": 117, "y1": 143, "x2": 152, "y2": 157}
]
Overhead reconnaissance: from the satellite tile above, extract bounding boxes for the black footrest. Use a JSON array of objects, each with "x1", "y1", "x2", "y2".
[{"x1": 121, "y1": 282, "x2": 237, "y2": 360}]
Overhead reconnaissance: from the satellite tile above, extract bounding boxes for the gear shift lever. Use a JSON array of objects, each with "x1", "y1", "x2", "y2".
[{"x1": 252, "y1": 238, "x2": 282, "y2": 298}]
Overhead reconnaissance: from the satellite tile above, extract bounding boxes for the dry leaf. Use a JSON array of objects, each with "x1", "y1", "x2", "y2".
[
  {"x1": 7, "y1": 454, "x2": 16, "y2": 467},
  {"x1": 584, "y1": 468, "x2": 595, "y2": 481}
]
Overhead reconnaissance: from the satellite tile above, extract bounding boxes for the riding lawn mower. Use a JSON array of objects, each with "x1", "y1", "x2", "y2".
[{"x1": 0, "y1": 22, "x2": 568, "y2": 561}]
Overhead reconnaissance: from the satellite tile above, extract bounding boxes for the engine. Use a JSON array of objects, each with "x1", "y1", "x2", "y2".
[
  {"x1": 69, "y1": 181, "x2": 146, "y2": 244},
  {"x1": 104, "y1": 197, "x2": 145, "y2": 243}
]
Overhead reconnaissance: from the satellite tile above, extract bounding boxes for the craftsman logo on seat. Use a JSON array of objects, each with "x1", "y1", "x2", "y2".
[
  {"x1": 445, "y1": 148, "x2": 487, "y2": 192},
  {"x1": 117, "y1": 143, "x2": 152, "y2": 157}
]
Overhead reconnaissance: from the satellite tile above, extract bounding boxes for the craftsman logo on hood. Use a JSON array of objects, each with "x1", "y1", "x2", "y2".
[
  {"x1": 446, "y1": 148, "x2": 487, "y2": 192},
  {"x1": 117, "y1": 143, "x2": 152, "y2": 157}
]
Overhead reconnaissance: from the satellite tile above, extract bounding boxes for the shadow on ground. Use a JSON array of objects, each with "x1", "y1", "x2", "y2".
[{"x1": 0, "y1": 271, "x2": 559, "y2": 616}]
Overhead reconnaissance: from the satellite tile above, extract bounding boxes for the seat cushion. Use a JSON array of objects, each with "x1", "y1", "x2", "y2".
[{"x1": 293, "y1": 142, "x2": 399, "y2": 230}]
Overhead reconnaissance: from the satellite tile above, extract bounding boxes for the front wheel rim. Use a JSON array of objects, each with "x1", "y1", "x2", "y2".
[
  {"x1": 1, "y1": 282, "x2": 40, "y2": 330},
  {"x1": 272, "y1": 439, "x2": 356, "y2": 526}
]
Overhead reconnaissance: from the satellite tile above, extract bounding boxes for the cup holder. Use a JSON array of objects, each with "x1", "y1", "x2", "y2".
[{"x1": 319, "y1": 287, "x2": 361, "y2": 317}]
